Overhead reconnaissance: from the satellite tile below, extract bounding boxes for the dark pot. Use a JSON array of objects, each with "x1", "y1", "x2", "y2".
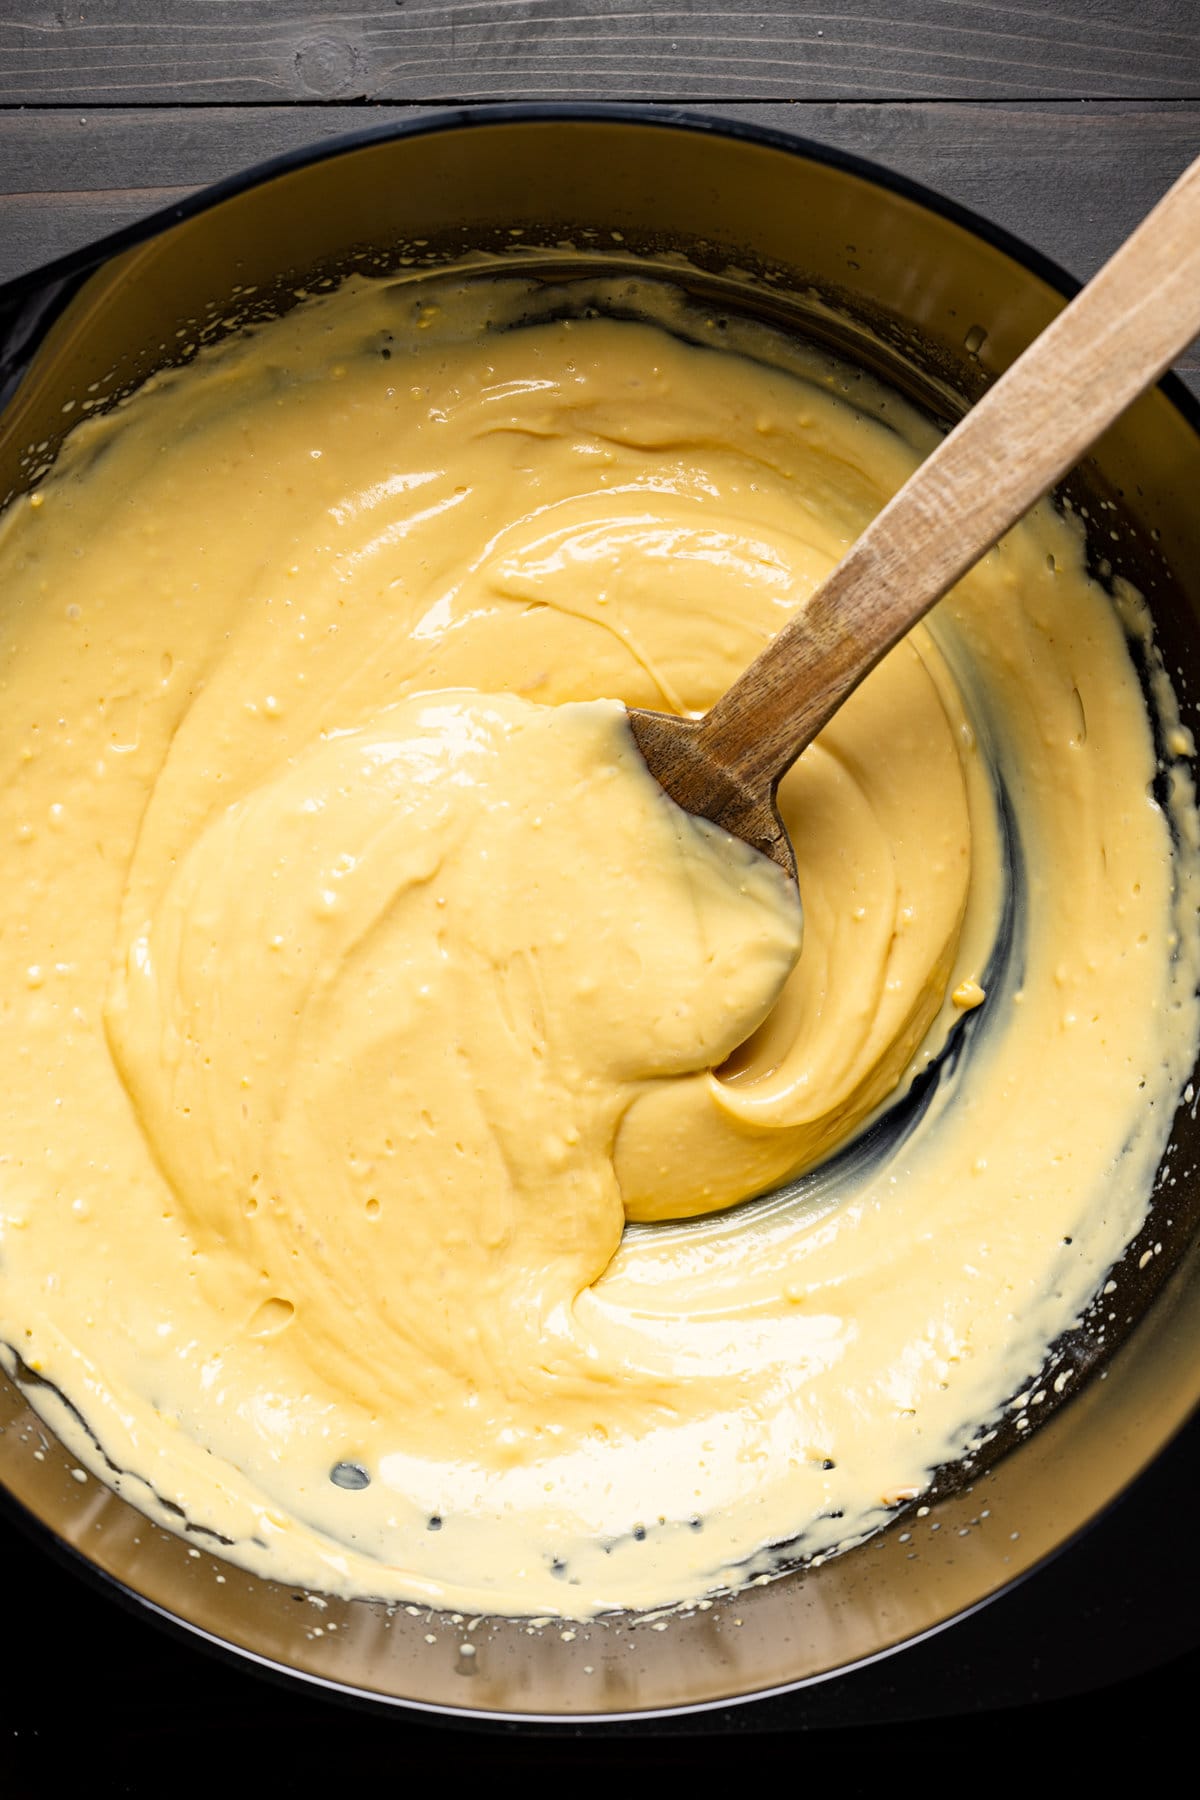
[{"x1": 1, "y1": 105, "x2": 1198, "y2": 1720}]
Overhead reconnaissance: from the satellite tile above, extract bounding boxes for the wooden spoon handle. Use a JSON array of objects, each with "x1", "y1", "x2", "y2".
[{"x1": 693, "y1": 151, "x2": 1200, "y2": 794}]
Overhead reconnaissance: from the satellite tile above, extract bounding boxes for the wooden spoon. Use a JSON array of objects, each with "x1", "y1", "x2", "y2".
[{"x1": 629, "y1": 154, "x2": 1200, "y2": 879}]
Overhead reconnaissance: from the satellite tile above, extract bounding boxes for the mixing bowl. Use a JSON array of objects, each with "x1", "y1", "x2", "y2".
[{"x1": 1, "y1": 105, "x2": 1198, "y2": 1720}]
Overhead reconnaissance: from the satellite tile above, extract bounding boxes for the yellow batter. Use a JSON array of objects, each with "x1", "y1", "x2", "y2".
[{"x1": 0, "y1": 271, "x2": 1196, "y2": 1619}]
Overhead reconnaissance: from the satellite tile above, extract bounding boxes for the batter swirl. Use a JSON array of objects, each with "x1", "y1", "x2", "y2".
[{"x1": 0, "y1": 272, "x2": 1194, "y2": 1617}]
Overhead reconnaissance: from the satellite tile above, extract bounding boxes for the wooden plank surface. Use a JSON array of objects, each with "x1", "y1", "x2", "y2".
[
  {"x1": 0, "y1": 1, "x2": 1197, "y2": 106},
  {"x1": 1, "y1": 0, "x2": 1200, "y2": 1755}
]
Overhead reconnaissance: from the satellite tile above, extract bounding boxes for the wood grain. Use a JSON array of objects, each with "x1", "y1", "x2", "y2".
[
  {"x1": 1, "y1": 0, "x2": 1199, "y2": 1744},
  {"x1": 0, "y1": 1, "x2": 1197, "y2": 106}
]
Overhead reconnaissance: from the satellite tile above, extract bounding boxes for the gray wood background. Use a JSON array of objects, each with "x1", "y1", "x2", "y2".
[
  {"x1": 0, "y1": 5, "x2": 1196, "y2": 388},
  {"x1": 0, "y1": 1, "x2": 1198, "y2": 1748}
]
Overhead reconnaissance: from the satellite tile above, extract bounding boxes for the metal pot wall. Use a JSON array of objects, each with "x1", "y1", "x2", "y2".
[{"x1": 1, "y1": 106, "x2": 1198, "y2": 1720}]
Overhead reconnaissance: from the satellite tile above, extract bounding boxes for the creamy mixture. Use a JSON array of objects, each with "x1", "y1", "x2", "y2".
[{"x1": 0, "y1": 272, "x2": 1196, "y2": 1618}]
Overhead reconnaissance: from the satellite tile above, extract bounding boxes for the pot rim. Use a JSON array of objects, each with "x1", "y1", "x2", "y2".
[{"x1": 0, "y1": 100, "x2": 1196, "y2": 438}]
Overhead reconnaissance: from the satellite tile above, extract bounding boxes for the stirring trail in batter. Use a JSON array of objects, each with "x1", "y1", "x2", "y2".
[{"x1": 0, "y1": 271, "x2": 1195, "y2": 1618}]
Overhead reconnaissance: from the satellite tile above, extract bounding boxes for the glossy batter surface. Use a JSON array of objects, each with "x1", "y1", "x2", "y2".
[{"x1": 0, "y1": 273, "x2": 1195, "y2": 1617}]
